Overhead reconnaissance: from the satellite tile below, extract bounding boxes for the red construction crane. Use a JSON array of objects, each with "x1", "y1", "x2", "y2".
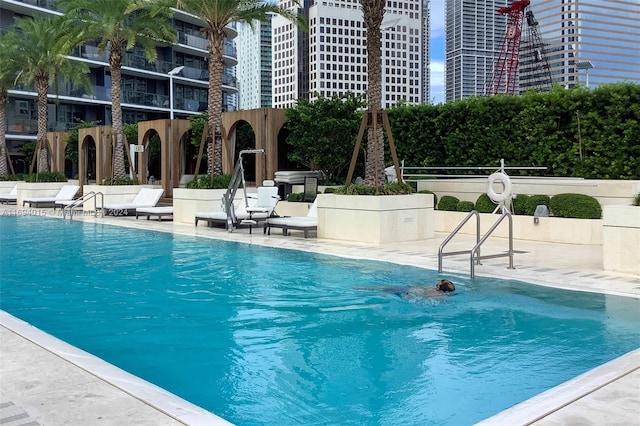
[{"x1": 485, "y1": 0, "x2": 531, "y2": 96}]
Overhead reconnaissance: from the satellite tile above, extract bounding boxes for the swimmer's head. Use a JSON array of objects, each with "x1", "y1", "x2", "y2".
[{"x1": 436, "y1": 279, "x2": 455, "y2": 292}]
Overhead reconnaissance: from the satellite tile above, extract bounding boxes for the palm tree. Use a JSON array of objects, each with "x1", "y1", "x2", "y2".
[
  {"x1": 59, "y1": 0, "x2": 176, "y2": 179},
  {"x1": 12, "y1": 16, "x2": 90, "y2": 174},
  {"x1": 0, "y1": 30, "x2": 21, "y2": 176},
  {"x1": 175, "y1": 0, "x2": 305, "y2": 177},
  {"x1": 360, "y1": 0, "x2": 386, "y2": 187}
]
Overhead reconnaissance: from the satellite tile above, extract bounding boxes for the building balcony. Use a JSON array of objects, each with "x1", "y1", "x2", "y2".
[{"x1": 177, "y1": 31, "x2": 208, "y2": 50}]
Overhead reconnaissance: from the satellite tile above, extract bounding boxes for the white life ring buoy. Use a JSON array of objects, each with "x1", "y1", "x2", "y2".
[{"x1": 487, "y1": 172, "x2": 512, "y2": 203}]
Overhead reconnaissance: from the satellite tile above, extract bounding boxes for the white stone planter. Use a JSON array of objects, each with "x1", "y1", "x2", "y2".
[
  {"x1": 434, "y1": 210, "x2": 602, "y2": 245},
  {"x1": 82, "y1": 185, "x2": 146, "y2": 211},
  {"x1": 173, "y1": 188, "x2": 228, "y2": 225},
  {"x1": 0, "y1": 181, "x2": 19, "y2": 191},
  {"x1": 317, "y1": 193, "x2": 434, "y2": 244},
  {"x1": 603, "y1": 205, "x2": 640, "y2": 275},
  {"x1": 16, "y1": 181, "x2": 69, "y2": 207}
]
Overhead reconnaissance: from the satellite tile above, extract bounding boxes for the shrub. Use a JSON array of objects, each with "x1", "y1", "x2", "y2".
[
  {"x1": 633, "y1": 193, "x2": 640, "y2": 206},
  {"x1": 474, "y1": 193, "x2": 495, "y2": 213},
  {"x1": 437, "y1": 195, "x2": 460, "y2": 211},
  {"x1": 524, "y1": 195, "x2": 551, "y2": 216},
  {"x1": 0, "y1": 173, "x2": 27, "y2": 181},
  {"x1": 456, "y1": 201, "x2": 475, "y2": 212},
  {"x1": 185, "y1": 174, "x2": 232, "y2": 189},
  {"x1": 323, "y1": 187, "x2": 336, "y2": 194},
  {"x1": 549, "y1": 193, "x2": 602, "y2": 219},
  {"x1": 334, "y1": 182, "x2": 413, "y2": 195},
  {"x1": 23, "y1": 172, "x2": 67, "y2": 182},
  {"x1": 417, "y1": 189, "x2": 438, "y2": 206},
  {"x1": 287, "y1": 192, "x2": 304, "y2": 202},
  {"x1": 101, "y1": 177, "x2": 139, "y2": 185},
  {"x1": 512, "y1": 194, "x2": 529, "y2": 215}
]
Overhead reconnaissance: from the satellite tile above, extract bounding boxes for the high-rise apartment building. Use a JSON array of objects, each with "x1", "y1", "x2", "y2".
[
  {"x1": 527, "y1": 0, "x2": 640, "y2": 89},
  {"x1": 444, "y1": 0, "x2": 508, "y2": 102},
  {"x1": 0, "y1": 0, "x2": 238, "y2": 174},
  {"x1": 272, "y1": 0, "x2": 428, "y2": 109},
  {"x1": 237, "y1": 16, "x2": 275, "y2": 109}
]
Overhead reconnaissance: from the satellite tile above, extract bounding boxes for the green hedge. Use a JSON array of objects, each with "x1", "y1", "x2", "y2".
[
  {"x1": 437, "y1": 195, "x2": 459, "y2": 211},
  {"x1": 23, "y1": 172, "x2": 67, "y2": 182},
  {"x1": 475, "y1": 193, "x2": 495, "y2": 213},
  {"x1": 524, "y1": 195, "x2": 551, "y2": 216},
  {"x1": 456, "y1": 201, "x2": 475, "y2": 212},
  {"x1": 185, "y1": 174, "x2": 232, "y2": 189},
  {"x1": 387, "y1": 83, "x2": 640, "y2": 180},
  {"x1": 549, "y1": 193, "x2": 602, "y2": 219},
  {"x1": 512, "y1": 194, "x2": 529, "y2": 215}
]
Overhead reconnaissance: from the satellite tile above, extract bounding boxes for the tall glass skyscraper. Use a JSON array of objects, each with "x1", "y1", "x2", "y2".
[
  {"x1": 528, "y1": 0, "x2": 640, "y2": 89},
  {"x1": 445, "y1": 0, "x2": 509, "y2": 102},
  {"x1": 446, "y1": 0, "x2": 639, "y2": 102}
]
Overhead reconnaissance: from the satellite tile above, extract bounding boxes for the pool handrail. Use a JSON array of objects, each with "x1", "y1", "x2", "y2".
[
  {"x1": 62, "y1": 191, "x2": 104, "y2": 219},
  {"x1": 438, "y1": 209, "x2": 514, "y2": 280}
]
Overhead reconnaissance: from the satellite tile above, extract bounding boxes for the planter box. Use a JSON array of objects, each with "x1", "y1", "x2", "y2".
[
  {"x1": 317, "y1": 193, "x2": 434, "y2": 244},
  {"x1": 82, "y1": 185, "x2": 147, "y2": 211},
  {"x1": 16, "y1": 182, "x2": 69, "y2": 207},
  {"x1": 603, "y1": 205, "x2": 640, "y2": 275},
  {"x1": 434, "y1": 210, "x2": 602, "y2": 245},
  {"x1": 173, "y1": 188, "x2": 229, "y2": 225},
  {"x1": 274, "y1": 201, "x2": 315, "y2": 217}
]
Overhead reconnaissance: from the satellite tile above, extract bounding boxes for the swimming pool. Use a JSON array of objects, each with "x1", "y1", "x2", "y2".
[{"x1": 1, "y1": 216, "x2": 638, "y2": 425}]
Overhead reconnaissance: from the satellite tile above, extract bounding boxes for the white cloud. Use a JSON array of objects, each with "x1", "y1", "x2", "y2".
[
  {"x1": 430, "y1": 0, "x2": 445, "y2": 37},
  {"x1": 430, "y1": 60, "x2": 445, "y2": 104}
]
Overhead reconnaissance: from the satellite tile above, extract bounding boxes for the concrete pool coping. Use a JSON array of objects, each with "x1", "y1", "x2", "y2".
[{"x1": 1, "y1": 212, "x2": 639, "y2": 425}]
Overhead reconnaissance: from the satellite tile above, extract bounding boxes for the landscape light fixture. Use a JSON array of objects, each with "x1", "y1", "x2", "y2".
[{"x1": 168, "y1": 66, "x2": 185, "y2": 119}]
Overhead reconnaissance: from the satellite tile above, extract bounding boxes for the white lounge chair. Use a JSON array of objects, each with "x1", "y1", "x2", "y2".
[
  {"x1": 135, "y1": 206, "x2": 173, "y2": 221},
  {"x1": 0, "y1": 184, "x2": 18, "y2": 204},
  {"x1": 244, "y1": 181, "x2": 280, "y2": 231},
  {"x1": 23, "y1": 184, "x2": 80, "y2": 208},
  {"x1": 264, "y1": 199, "x2": 318, "y2": 238},
  {"x1": 99, "y1": 188, "x2": 164, "y2": 216},
  {"x1": 194, "y1": 196, "x2": 266, "y2": 228}
]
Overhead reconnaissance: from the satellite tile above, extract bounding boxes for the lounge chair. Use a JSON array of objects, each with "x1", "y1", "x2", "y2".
[
  {"x1": 23, "y1": 184, "x2": 80, "y2": 208},
  {"x1": 264, "y1": 198, "x2": 318, "y2": 238},
  {"x1": 194, "y1": 196, "x2": 264, "y2": 228},
  {"x1": 244, "y1": 181, "x2": 280, "y2": 229},
  {"x1": 99, "y1": 187, "x2": 164, "y2": 216},
  {"x1": 135, "y1": 206, "x2": 173, "y2": 221},
  {"x1": 0, "y1": 184, "x2": 18, "y2": 204}
]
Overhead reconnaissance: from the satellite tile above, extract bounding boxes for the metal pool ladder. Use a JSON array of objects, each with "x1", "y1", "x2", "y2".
[
  {"x1": 62, "y1": 191, "x2": 104, "y2": 219},
  {"x1": 438, "y1": 210, "x2": 514, "y2": 280}
]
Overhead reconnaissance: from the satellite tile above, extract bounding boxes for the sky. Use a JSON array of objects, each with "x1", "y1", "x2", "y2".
[{"x1": 429, "y1": 0, "x2": 446, "y2": 104}]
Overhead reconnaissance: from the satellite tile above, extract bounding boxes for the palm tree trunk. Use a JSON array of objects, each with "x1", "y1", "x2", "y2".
[
  {"x1": 361, "y1": 0, "x2": 386, "y2": 188},
  {"x1": 35, "y1": 75, "x2": 50, "y2": 173},
  {"x1": 207, "y1": 31, "x2": 225, "y2": 177},
  {"x1": 0, "y1": 90, "x2": 8, "y2": 176},
  {"x1": 109, "y1": 43, "x2": 126, "y2": 179}
]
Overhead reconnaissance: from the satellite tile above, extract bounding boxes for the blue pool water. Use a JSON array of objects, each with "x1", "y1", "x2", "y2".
[{"x1": 1, "y1": 216, "x2": 639, "y2": 425}]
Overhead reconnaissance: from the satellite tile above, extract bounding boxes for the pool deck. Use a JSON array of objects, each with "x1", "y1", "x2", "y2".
[{"x1": 1, "y1": 212, "x2": 639, "y2": 425}]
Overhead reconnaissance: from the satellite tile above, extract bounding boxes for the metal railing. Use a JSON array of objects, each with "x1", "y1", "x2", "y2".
[
  {"x1": 62, "y1": 191, "x2": 104, "y2": 220},
  {"x1": 438, "y1": 210, "x2": 514, "y2": 280},
  {"x1": 470, "y1": 211, "x2": 514, "y2": 280},
  {"x1": 438, "y1": 210, "x2": 480, "y2": 273}
]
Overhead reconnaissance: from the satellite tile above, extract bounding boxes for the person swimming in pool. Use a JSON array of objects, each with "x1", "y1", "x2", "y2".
[{"x1": 367, "y1": 279, "x2": 456, "y2": 300}]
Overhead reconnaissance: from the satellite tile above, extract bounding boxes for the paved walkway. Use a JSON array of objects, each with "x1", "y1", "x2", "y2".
[{"x1": 1, "y1": 213, "x2": 639, "y2": 425}]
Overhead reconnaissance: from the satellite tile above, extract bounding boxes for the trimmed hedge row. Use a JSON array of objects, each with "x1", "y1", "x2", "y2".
[
  {"x1": 435, "y1": 192, "x2": 602, "y2": 219},
  {"x1": 387, "y1": 83, "x2": 640, "y2": 180}
]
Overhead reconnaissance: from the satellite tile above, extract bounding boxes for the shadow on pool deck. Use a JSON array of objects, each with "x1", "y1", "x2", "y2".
[{"x1": 1, "y1": 213, "x2": 639, "y2": 425}]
